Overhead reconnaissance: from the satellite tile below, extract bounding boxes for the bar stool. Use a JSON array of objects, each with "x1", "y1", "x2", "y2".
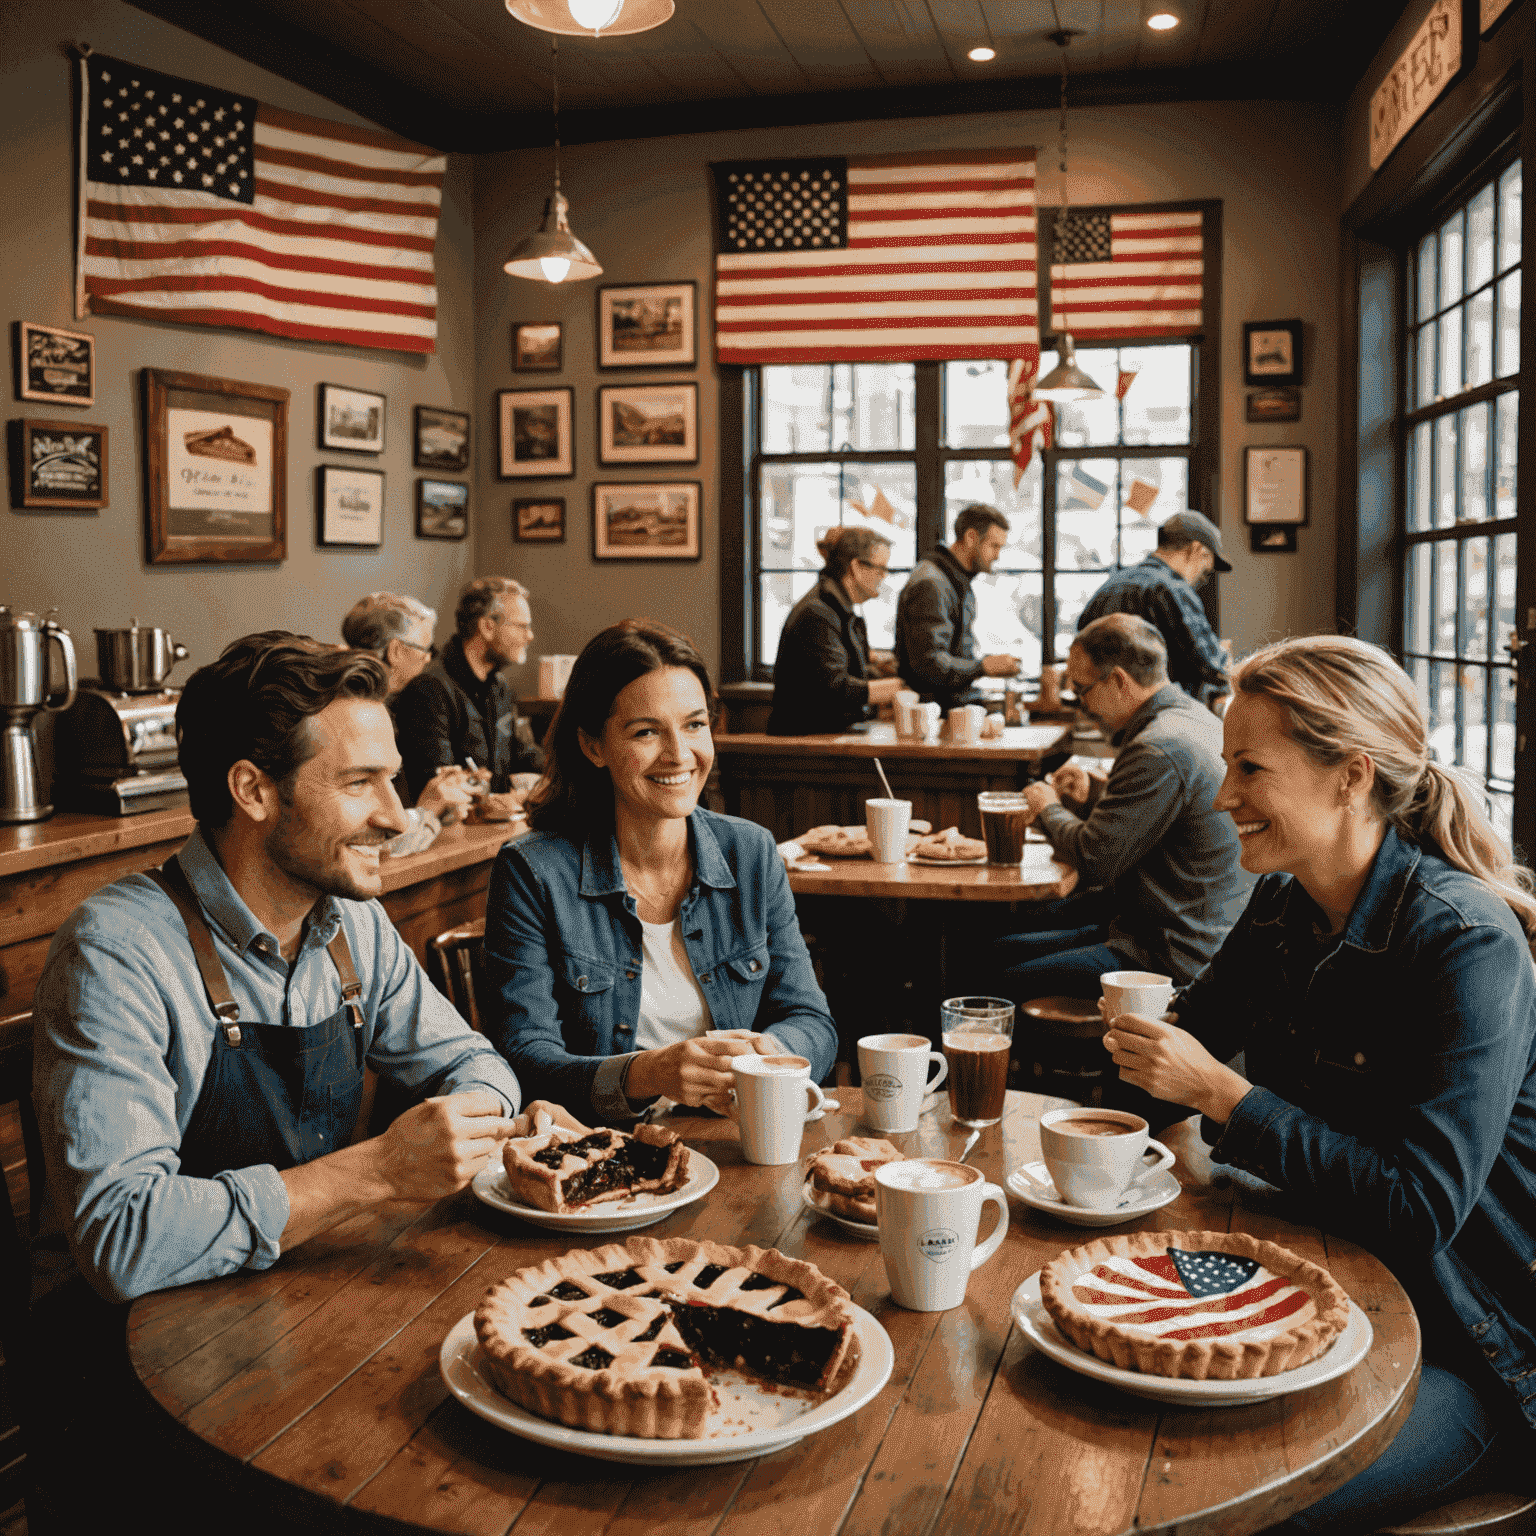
[
  {"x1": 1014, "y1": 995, "x2": 1107, "y2": 1104},
  {"x1": 1377, "y1": 1493, "x2": 1536, "y2": 1536}
]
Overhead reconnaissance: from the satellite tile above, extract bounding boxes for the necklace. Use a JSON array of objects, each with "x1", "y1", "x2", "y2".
[{"x1": 622, "y1": 857, "x2": 690, "y2": 922}]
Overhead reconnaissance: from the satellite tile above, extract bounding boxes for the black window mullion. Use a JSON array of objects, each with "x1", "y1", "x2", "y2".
[
  {"x1": 914, "y1": 362, "x2": 942, "y2": 554},
  {"x1": 1042, "y1": 447, "x2": 1058, "y2": 663}
]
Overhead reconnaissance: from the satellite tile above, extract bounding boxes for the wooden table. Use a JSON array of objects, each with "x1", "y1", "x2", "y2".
[
  {"x1": 786, "y1": 837, "x2": 1076, "y2": 904},
  {"x1": 127, "y1": 1090, "x2": 1419, "y2": 1536}
]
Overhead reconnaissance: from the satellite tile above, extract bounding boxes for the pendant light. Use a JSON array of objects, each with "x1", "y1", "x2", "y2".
[
  {"x1": 1035, "y1": 29, "x2": 1107, "y2": 403},
  {"x1": 505, "y1": 0, "x2": 674, "y2": 37},
  {"x1": 503, "y1": 38, "x2": 602, "y2": 284}
]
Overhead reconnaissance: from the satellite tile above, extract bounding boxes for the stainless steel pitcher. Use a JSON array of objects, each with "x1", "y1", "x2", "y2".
[
  {"x1": 94, "y1": 620, "x2": 190, "y2": 693},
  {"x1": 0, "y1": 605, "x2": 77, "y2": 822}
]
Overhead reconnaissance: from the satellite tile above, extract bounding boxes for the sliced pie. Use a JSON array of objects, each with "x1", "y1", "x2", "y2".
[
  {"x1": 806, "y1": 1137, "x2": 904, "y2": 1222},
  {"x1": 503, "y1": 1120, "x2": 690, "y2": 1213},
  {"x1": 473, "y1": 1235, "x2": 860, "y2": 1438},
  {"x1": 796, "y1": 825, "x2": 874, "y2": 858},
  {"x1": 1038, "y1": 1229, "x2": 1351, "y2": 1381},
  {"x1": 911, "y1": 827, "x2": 987, "y2": 861}
]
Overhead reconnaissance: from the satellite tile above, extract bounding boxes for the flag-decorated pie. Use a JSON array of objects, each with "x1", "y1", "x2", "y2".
[
  {"x1": 806, "y1": 1137, "x2": 904, "y2": 1221},
  {"x1": 1038, "y1": 1230, "x2": 1350, "y2": 1380},
  {"x1": 502, "y1": 1118, "x2": 690, "y2": 1213},
  {"x1": 474, "y1": 1235, "x2": 860, "y2": 1437}
]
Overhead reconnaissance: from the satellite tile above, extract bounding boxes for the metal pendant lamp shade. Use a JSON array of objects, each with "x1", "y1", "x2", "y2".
[
  {"x1": 1033, "y1": 332, "x2": 1104, "y2": 401},
  {"x1": 505, "y1": 0, "x2": 674, "y2": 36},
  {"x1": 503, "y1": 188, "x2": 602, "y2": 283}
]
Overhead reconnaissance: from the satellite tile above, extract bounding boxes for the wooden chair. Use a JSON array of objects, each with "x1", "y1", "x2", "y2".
[
  {"x1": 1015, "y1": 995, "x2": 1107, "y2": 1103},
  {"x1": 427, "y1": 919, "x2": 488, "y2": 1033},
  {"x1": 1379, "y1": 1494, "x2": 1536, "y2": 1536}
]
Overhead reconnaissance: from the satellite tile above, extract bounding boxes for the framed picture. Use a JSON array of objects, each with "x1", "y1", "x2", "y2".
[
  {"x1": 513, "y1": 322, "x2": 563, "y2": 372},
  {"x1": 498, "y1": 388, "x2": 573, "y2": 479},
  {"x1": 1243, "y1": 320, "x2": 1303, "y2": 386},
  {"x1": 413, "y1": 406, "x2": 470, "y2": 473},
  {"x1": 1245, "y1": 386, "x2": 1301, "y2": 423},
  {"x1": 597, "y1": 282, "x2": 697, "y2": 369},
  {"x1": 513, "y1": 496, "x2": 566, "y2": 543},
  {"x1": 318, "y1": 383, "x2": 385, "y2": 453},
  {"x1": 1244, "y1": 446, "x2": 1309, "y2": 527},
  {"x1": 416, "y1": 478, "x2": 468, "y2": 540},
  {"x1": 318, "y1": 464, "x2": 385, "y2": 547},
  {"x1": 143, "y1": 369, "x2": 288, "y2": 565},
  {"x1": 15, "y1": 321, "x2": 95, "y2": 407},
  {"x1": 598, "y1": 382, "x2": 699, "y2": 465},
  {"x1": 1250, "y1": 525, "x2": 1298, "y2": 553},
  {"x1": 592, "y1": 481, "x2": 702, "y2": 561},
  {"x1": 8, "y1": 419, "x2": 108, "y2": 509}
]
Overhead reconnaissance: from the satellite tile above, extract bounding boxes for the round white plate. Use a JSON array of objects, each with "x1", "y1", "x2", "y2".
[
  {"x1": 801, "y1": 1179, "x2": 879, "y2": 1239},
  {"x1": 1010, "y1": 1273, "x2": 1373, "y2": 1405},
  {"x1": 439, "y1": 1304, "x2": 894, "y2": 1465},
  {"x1": 907, "y1": 852, "x2": 988, "y2": 867},
  {"x1": 1007, "y1": 1161, "x2": 1181, "y2": 1227},
  {"x1": 471, "y1": 1151, "x2": 719, "y2": 1233}
]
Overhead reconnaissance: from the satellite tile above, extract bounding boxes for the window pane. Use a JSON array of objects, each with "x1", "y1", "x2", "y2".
[
  {"x1": 1416, "y1": 323, "x2": 1437, "y2": 408},
  {"x1": 971, "y1": 571, "x2": 1044, "y2": 672},
  {"x1": 1460, "y1": 666, "x2": 1487, "y2": 774},
  {"x1": 1495, "y1": 393, "x2": 1518, "y2": 519},
  {"x1": 1465, "y1": 286, "x2": 1494, "y2": 388},
  {"x1": 1407, "y1": 654, "x2": 1429, "y2": 713},
  {"x1": 1493, "y1": 666, "x2": 1516, "y2": 781},
  {"x1": 1460, "y1": 535, "x2": 1489, "y2": 659},
  {"x1": 1461, "y1": 401, "x2": 1489, "y2": 526},
  {"x1": 1432, "y1": 541, "x2": 1458, "y2": 655},
  {"x1": 758, "y1": 462, "x2": 917, "y2": 571},
  {"x1": 1495, "y1": 531, "x2": 1518, "y2": 650},
  {"x1": 760, "y1": 572, "x2": 816, "y2": 665},
  {"x1": 831, "y1": 364, "x2": 915, "y2": 451},
  {"x1": 1496, "y1": 270, "x2": 1520, "y2": 377},
  {"x1": 860, "y1": 586, "x2": 900, "y2": 651},
  {"x1": 1434, "y1": 414, "x2": 1457, "y2": 527},
  {"x1": 1119, "y1": 344, "x2": 1192, "y2": 446},
  {"x1": 943, "y1": 360, "x2": 1010, "y2": 448},
  {"x1": 944, "y1": 457, "x2": 1043, "y2": 567},
  {"x1": 1051, "y1": 347, "x2": 1120, "y2": 447},
  {"x1": 1467, "y1": 183, "x2": 1496, "y2": 292},
  {"x1": 762, "y1": 366, "x2": 831, "y2": 453},
  {"x1": 1054, "y1": 572, "x2": 1106, "y2": 659},
  {"x1": 1498, "y1": 162, "x2": 1522, "y2": 274},
  {"x1": 1418, "y1": 231, "x2": 1438, "y2": 320},
  {"x1": 1439, "y1": 208, "x2": 1465, "y2": 308},
  {"x1": 1056, "y1": 458, "x2": 1118, "y2": 569},
  {"x1": 1405, "y1": 542, "x2": 1432, "y2": 654},
  {"x1": 1427, "y1": 659, "x2": 1456, "y2": 764},
  {"x1": 1119, "y1": 459, "x2": 1189, "y2": 564},
  {"x1": 1439, "y1": 307, "x2": 1463, "y2": 397},
  {"x1": 1408, "y1": 420, "x2": 1432, "y2": 533}
]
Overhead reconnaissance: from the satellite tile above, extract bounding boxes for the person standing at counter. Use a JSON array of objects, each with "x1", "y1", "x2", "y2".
[{"x1": 767, "y1": 526, "x2": 905, "y2": 735}]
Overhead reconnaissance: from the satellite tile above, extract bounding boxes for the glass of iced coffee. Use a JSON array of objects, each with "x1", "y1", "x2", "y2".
[
  {"x1": 940, "y1": 996, "x2": 1014, "y2": 1128},
  {"x1": 977, "y1": 791, "x2": 1031, "y2": 865}
]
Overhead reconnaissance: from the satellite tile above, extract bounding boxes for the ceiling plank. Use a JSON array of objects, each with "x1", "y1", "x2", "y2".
[
  {"x1": 837, "y1": 0, "x2": 952, "y2": 87},
  {"x1": 755, "y1": 0, "x2": 888, "y2": 90},
  {"x1": 684, "y1": 1, "x2": 817, "y2": 93}
]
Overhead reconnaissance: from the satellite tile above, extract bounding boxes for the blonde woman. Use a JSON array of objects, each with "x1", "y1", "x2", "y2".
[{"x1": 1102, "y1": 635, "x2": 1534, "y2": 1533}]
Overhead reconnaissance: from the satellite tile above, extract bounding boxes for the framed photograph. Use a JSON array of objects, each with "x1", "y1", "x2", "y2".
[
  {"x1": 416, "y1": 478, "x2": 468, "y2": 540},
  {"x1": 143, "y1": 369, "x2": 288, "y2": 565},
  {"x1": 1245, "y1": 386, "x2": 1301, "y2": 424},
  {"x1": 318, "y1": 383, "x2": 385, "y2": 453},
  {"x1": 598, "y1": 382, "x2": 698, "y2": 465},
  {"x1": 592, "y1": 481, "x2": 702, "y2": 561},
  {"x1": 1243, "y1": 320, "x2": 1303, "y2": 386},
  {"x1": 1244, "y1": 446, "x2": 1309, "y2": 527},
  {"x1": 8, "y1": 419, "x2": 108, "y2": 509},
  {"x1": 16, "y1": 321, "x2": 95, "y2": 407},
  {"x1": 513, "y1": 322, "x2": 563, "y2": 372},
  {"x1": 413, "y1": 406, "x2": 470, "y2": 472},
  {"x1": 318, "y1": 464, "x2": 385, "y2": 548},
  {"x1": 514, "y1": 496, "x2": 566, "y2": 543},
  {"x1": 498, "y1": 388, "x2": 573, "y2": 479},
  {"x1": 1250, "y1": 525, "x2": 1298, "y2": 554},
  {"x1": 598, "y1": 282, "x2": 697, "y2": 369}
]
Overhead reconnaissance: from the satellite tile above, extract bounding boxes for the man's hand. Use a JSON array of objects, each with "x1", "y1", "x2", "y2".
[
  {"x1": 371, "y1": 1090, "x2": 518, "y2": 1202},
  {"x1": 1047, "y1": 763, "x2": 1091, "y2": 805},
  {"x1": 869, "y1": 649, "x2": 900, "y2": 678},
  {"x1": 1101, "y1": 1012, "x2": 1251, "y2": 1123},
  {"x1": 417, "y1": 765, "x2": 476, "y2": 825},
  {"x1": 471, "y1": 791, "x2": 526, "y2": 822},
  {"x1": 507, "y1": 1099, "x2": 588, "y2": 1138},
  {"x1": 981, "y1": 653, "x2": 1020, "y2": 678},
  {"x1": 625, "y1": 1033, "x2": 766, "y2": 1106},
  {"x1": 1023, "y1": 781, "x2": 1058, "y2": 815}
]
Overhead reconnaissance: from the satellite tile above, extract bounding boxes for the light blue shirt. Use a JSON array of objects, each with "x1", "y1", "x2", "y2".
[{"x1": 33, "y1": 827, "x2": 521, "y2": 1303}]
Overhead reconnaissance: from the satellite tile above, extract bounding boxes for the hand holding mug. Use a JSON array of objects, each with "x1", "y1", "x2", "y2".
[{"x1": 1102, "y1": 1012, "x2": 1252, "y2": 1122}]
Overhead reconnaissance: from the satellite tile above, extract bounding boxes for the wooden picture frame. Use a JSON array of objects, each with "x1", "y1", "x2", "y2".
[
  {"x1": 318, "y1": 464, "x2": 385, "y2": 547},
  {"x1": 9, "y1": 418, "x2": 108, "y2": 509},
  {"x1": 413, "y1": 406, "x2": 470, "y2": 472},
  {"x1": 513, "y1": 496, "x2": 566, "y2": 543},
  {"x1": 1243, "y1": 320, "x2": 1303, "y2": 386},
  {"x1": 592, "y1": 481, "x2": 702, "y2": 561},
  {"x1": 597, "y1": 382, "x2": 699, "y2": 465},
  {"x1": 498, "y1": 388, "x2": 573, "y2": 479},
  {"x1": 513, "y1": 322, "x2": 563, "y2": 372},
  {"x1": 416, "y1": 478, "x2": 468, "y2": 540},
  {"x1": 16, "y1": 321, "x2": 95, "y2": 407},
  {"x1": 318, "y1": 383, "x2": 385, "y2": 453},
  {"x1": 143, "y1": 368, "x2": 288, "y2": 565},
  {"x1": 597, "y1": 281, "x2": 697, "y2": 369},
  {"x1": 1244, "y1": 446, "x2": 1309, "y2": 526}
]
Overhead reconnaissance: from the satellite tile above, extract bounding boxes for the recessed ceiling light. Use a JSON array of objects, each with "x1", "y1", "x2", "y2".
[
  {"x1": 968, "y1": 45, "x2": 996, "y2": 61},
  {"x1": 1147, "y1": 11, "x2": 1179, "y2": 28}
]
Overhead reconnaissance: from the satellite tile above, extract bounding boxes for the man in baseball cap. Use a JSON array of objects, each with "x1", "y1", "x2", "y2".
[{"x1": 1076, "y1": 510, "x2": 1232, "y2": 709}]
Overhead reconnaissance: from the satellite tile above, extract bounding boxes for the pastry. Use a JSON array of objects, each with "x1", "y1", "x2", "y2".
[
  {"x1": 911, "y1": 826, "x2": 988, "y2": 861},
  {"x1": 796, "y1": 825, "x2": 873, "y2": 858},
  {"x1": 1039, "y1": 1229, "x2": 1350, "y2": 1381},
  {"x1": 474, "y1": 1235, "x2": 861, "y2": 1437},
  {"x1": 807, "y1": 1137, "x2": 904, "y2": 1222},
  {"x1": 503, "y1": 1118, "x2": 690, "y2": 1213}
]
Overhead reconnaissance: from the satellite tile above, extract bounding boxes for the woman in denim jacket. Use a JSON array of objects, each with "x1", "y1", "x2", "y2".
[
  {"x1": 1102, "y1": 636, "x2": 1535, "y2": 1534},
  {"x1": 483, "y1": 619, "x2": 837, "y2": 1123}
]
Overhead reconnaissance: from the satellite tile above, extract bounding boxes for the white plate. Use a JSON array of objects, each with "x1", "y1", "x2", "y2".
[
  {"x1": 801, "y1": 1179, "x2": 879, "y2": 1239},
  {"x1": 1010, "y1": 1273, "x2": 1374, "y2": 1405},
  {"x1": 1007, "y1": 1161, "x2": 1181, "y2": 1227},
  {"x1": 439, "y1": 1304, "x2": 894, "y2": 1465},
  {"x1": 471, "y1": 1151, "x2": 719, "y2": 1233}
]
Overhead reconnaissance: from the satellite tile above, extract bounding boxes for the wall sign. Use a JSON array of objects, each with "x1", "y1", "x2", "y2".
[{"x1": 1370, "y1": 0, "x2": 1462, "y2": 172}]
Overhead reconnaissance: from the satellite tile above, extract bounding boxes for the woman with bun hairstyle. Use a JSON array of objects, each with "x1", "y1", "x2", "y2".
[
  {"x1": 767, "y1": 524, "x2": 905, "y2": 735},
  {"x1": 1101, "y1": 634, "x2": 1535, "y2": 1532}
]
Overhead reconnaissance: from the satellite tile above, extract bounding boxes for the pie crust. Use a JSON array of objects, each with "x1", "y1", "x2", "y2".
[
  {"x1": 1038, "y1": 1229, "x2": 1351, "y2": 1381},
  {"x1": 796, "y1": 825, "x2": 873, "y2": 858},
  {"x1": 911, "y1": 827, "x2": 987, "y2": 861},
  {"x1": 502, "y1": 1121, "x2": 689, "y2": 1213},
  {"x1": 473, "y1": 1236, "x2": 860, "y2": 1438},
  {"x1": 807, "y1": 1138, "x2": 904, "y2": 1222}
]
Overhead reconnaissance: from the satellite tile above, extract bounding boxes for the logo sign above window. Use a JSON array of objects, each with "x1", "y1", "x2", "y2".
[{"x1": 1369, "y1": 0, "x2": 1462, "y2": 172}]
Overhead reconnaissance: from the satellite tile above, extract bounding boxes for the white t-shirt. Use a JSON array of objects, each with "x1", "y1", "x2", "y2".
[{"x1": 635, "y1": 918, "x2": 713, "y2": 1052}]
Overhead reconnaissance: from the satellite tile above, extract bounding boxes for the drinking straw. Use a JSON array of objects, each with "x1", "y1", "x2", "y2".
[{"x1": 873, "y1": 757, "x2": 895, "y2": 800}]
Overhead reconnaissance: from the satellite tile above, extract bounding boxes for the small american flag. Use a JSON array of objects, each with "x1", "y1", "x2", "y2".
[
  {"x1": 1007, "y1": 357, "x2": 1053, "y2": 486},
  {"x1": 1049, "y1": 209, "x2": 1204, "y2": 340},
  {"x1": 1062, "y1": 462, "x2": 1110, "y2": 512},
  {"x1": 77, "y1": 54, "x2": 446, "y2": 353},
  {"x1": 713, "y1": 149, "x2": 1039, "y2": 365}
]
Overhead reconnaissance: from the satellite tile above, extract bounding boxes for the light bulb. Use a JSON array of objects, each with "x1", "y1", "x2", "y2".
[
  {"x1": 1147, "y1": 12, "x2": 1179, "y2": 29},
  {"x1": 539, "y1": 255, "x2": 572, "y2": 283},
  {"x1": 568, "y1": 0, "x2": 624, "y2": 31},
  {"x1": 968, "y1": 46, "x2": 995, "y2": 61}
]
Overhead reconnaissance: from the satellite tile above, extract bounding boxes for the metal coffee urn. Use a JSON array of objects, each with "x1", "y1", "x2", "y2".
[{"x1": 0, "y1": 605, "x2": 78, "y2": 823}]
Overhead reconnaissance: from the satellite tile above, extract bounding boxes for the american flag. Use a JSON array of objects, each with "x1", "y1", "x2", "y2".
[
  {"x1": 76, "y1": 55, "x2": 445, "y2": 354},
  {"x1": 1007, "y1": 356, "x2": 1053, "y2": 486},
  {"x1": 712, "y1": 150, "x2": 1039, "y2": 365},
  {"x1": 1049, "y1": 209, "x2": 1204, "y2": 340}
]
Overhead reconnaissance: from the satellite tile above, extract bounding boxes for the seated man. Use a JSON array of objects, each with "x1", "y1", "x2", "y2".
[{"x1": 393, "y1": 576, "x2": 545, "y2": 821}]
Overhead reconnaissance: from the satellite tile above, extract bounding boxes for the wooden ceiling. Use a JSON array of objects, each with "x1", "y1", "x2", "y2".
[{"x1": 128, "y1": 0, "x2": 1402, "y2": 151}]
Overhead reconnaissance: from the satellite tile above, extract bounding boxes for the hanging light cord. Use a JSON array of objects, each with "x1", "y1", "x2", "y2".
[
  {"x1": 1057, "y1": 38, "x2": 1070, "y2": 223},
  {"x1": 551, "y1": 36, "x2": 562, "y2": 194}
]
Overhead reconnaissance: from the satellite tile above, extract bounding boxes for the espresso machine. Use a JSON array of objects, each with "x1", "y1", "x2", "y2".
[{"x1": 0, "y1": 605, "x2": 78, "y2": 822}]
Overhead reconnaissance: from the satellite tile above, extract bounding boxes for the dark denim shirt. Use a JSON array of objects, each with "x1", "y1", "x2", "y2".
[
  {"x1": 1174, "y1": 827, "x2": 1536, "y2": 1428},
  {"x1": 895, "y1": 545, "x2": 984, "y2": 709},
  {"x1": 482, "y1": 808, "x2": 838, "y2": 1121},
  {"x1": 768, "y1": 578, "x2": 873, "y2": 736}
]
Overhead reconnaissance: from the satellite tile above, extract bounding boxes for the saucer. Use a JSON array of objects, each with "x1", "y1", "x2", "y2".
[
  {"x1": 801, "y1": 1180, "x2": 879, "y2": 1239},
  {"x1": 1006, "y1": 1161, "x2": 1180, "y2": 1227}
]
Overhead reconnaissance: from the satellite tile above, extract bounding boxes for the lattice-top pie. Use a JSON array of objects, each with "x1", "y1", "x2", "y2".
[
  {"x1": 503, "y1": 1120, "x2": 690, "y2": 1213},
  {"x1": 1039, "y1": 1230, "x2": 1350, "y2": 1381},
  {"x1": 473, "y1": 1236, "x2": 860, "y2": 1437},
  {"x1": 806, "y1": 1137, "x2": 904, "y2": 1222}
]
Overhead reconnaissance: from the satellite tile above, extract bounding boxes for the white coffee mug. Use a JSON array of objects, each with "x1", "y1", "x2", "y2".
[
  {"x1": 1100, "y1": 969, "x2": 1176, "y2": 1020},
  {"x1": 865, "y1": 798, "x2": 912, "y2": 863},
  {"x1": 727, "y1": 1055, "x2": 828, "y2": 1165},
  {"x1": 916, "y1": 702, "x2": 942, "y2": 742},
  {"x1": 947, "y1": 704, "x2": 985, "y2": 745},
  {"x1": 858, "y1": 1032, "x2": 949, "y2": 1133},
  {"x1": 1038, "y1": 1107, "x2": 1176, "y2": 1209},
  {"x1": 894, "y1": 690, "x2": 920, "y2": 737},
  {"x1": 876, "y1": 1158, "x2": 1009, "y2": 1311}
]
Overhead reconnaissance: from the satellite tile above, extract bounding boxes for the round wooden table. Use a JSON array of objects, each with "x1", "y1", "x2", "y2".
[{"x1": 127, "y1": 1091, "x2": 1419, "y2": 1535}]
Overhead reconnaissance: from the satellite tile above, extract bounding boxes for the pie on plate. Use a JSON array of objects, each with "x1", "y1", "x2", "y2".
[
  {"x1": 1038, "y1": 1230, "x2": 1350, "y2": 1380},
  {"x1": 806, "y1": 1137, "x2": 903, "y2": 1223},
  {"x1": 795, "y1": 825, "x2": 874, "y2": 858},
  {"x1": 910, "y1": 827, "x2": 987, "y2": 862},
  {"x1": 473, "y1": 1236, "x2": 860, "y2": 1438},
  {"x1": 503, "y1": 1119, "x2": 690, "y2": 1214}
]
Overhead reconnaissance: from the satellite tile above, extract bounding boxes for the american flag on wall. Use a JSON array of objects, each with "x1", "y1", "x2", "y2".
[
  {"x1": 76, "y1": 54, "x2": 446, "y2": 353},
  {"x1": 712, "y1": 149, "x2": 1039, "y2": 365},
  {"x1": 1048, "y1": 209, "x2": 1204, "y2": 340}
]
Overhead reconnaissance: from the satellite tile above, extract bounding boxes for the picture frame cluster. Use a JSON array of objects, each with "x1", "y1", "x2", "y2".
[{"x1": 9, "y1": 321, "x2": 108, "y2": 514}]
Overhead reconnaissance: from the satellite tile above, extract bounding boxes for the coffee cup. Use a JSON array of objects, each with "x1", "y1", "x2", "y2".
[
  {"x1": 1038, "y1": 1107, "x2": 1176, "y2": 1209},
  {"x1": 977, "y1": 790, "x2": 1031, "y2": 865},
  {"x1": 865, "y1": 797, "x2": 912, "y2": 863},
  {"x1": 916, "y1": 702, "x2": 941, "y2": 741},
  {"x1": 858, "y1": 1032, "x2": 948, "y2": 1133},
  {"x1": 1037, "y1": 665, "x2": 1063, "y2": 709},
  {"x1": 726, "y1": 1055, "x2": 828, "y2": 1165},
  {"x1": 1100, "y1": 969, "x2": 1175, "y2": 1020},
  {"x1": 894, "y1": 690, "x2": 920, "y2": 737},
  {"x1": 947, "y1": 704, "x2": 985, "y2": 745},
  {"x1": 875, "y1": 1158, "x2": 1009, "y2": 1311}
]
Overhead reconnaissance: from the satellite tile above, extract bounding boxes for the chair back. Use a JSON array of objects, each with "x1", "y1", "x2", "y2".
[{"x1": 427, "y1": 920, "x2": 487, "y2": 1033}]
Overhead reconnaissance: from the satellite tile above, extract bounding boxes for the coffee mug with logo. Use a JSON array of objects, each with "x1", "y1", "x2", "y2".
[
  {"x1": 726, "y1": 1055, "x2": 828, "y2": 1165},
  {"x1": 1038, "y1": 1106, "x2": 1176, "y2": 1209},
  {"x1": 857, "y1": 1032, "x2": 948, "y2": 1133},
  {"x1": 875, "y1": 1158, "x2": 1009, "y2": 1311}
]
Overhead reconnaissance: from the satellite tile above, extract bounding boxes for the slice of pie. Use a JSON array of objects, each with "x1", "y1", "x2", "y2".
[
  {"x1": 806, "y1": 1137, "x2": 904, "y2": 1222},
  {"x1": 1038, "y1": 1229, "x2": 1351, "y2": 1381},
  {"x1": 911, "y1": 827, "x2": 987, "y2": 861},
  {"x1": 796, "y1": 825, "x2": 873, "y2": 858},
  {"x1": 503, "y1": 1120, "x2": 690, "y2": 1213},
  {"x1": 473, "y1": 1235, "x2": 861, "y2": 1438}
]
